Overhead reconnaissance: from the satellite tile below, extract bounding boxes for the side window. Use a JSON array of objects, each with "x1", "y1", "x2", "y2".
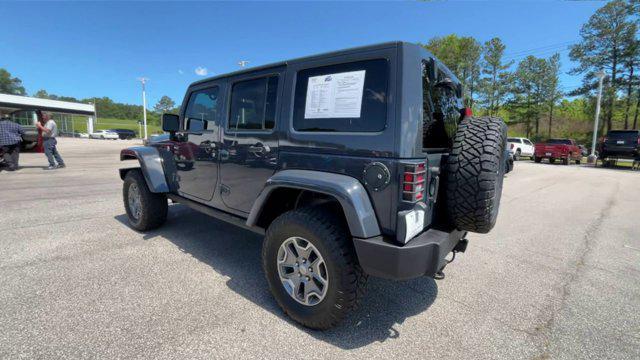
[
  {"x1": 293, "y1": 59, "x2": 388, "y2": 132},
  {"x1": 524, "y1": 139, "x2": 532, "y2": 145},
  {"x1": 10, "y1": 110, "x2": 37, "y2": 126},
  {"x1": 228, "y1": 75, "x2": 279, "y2": 131},
  {"x1": 184, "y1": 86, "x2": 220, "y2": 131}
]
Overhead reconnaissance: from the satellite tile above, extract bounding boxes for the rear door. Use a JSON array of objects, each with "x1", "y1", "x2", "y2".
[
  {"x1": 605, "y1": 131, "x2": 639, "y2": 153},
  {"x1": 219, "y1": 67, "x2": 283, "y2": 214},
  {"x1": 173, "y1": 82, "x2": 225, "y2": 201}
]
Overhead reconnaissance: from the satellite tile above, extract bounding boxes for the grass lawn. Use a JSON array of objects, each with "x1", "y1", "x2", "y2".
[{"x1": 65, "y1": 116, "x2": 163, "y2": 137}]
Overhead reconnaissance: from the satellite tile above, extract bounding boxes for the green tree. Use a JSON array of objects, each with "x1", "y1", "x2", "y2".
[
  {"x1": 478, "y1": 38, "x2": 512, "y2": 116},
  {"x1": 153, "y1": 95, "x2": 176, "y2": 113},
  {"x1": 569, "y1": 0, "x2": 637, "y2": 132},
  {"x1": 543, "y1": 54, "x2": 562, "y2": 137},
  {"x1": 423, "y1": 34, "x2": 482, "y2": 107},
  {"x1": 33, "y1": 89, "x2": 50, "y2": 99},
  {"x1": 0, "y1": 69, "x2": 26, "y2": 95},
  {"x1": 509, "y1": 56, "x2": 546, "y2": 137}
]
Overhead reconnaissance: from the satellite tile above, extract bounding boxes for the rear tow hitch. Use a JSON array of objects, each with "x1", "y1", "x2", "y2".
[{"x1": 434, "y1": 237, "x2": 468, "y2": 280}]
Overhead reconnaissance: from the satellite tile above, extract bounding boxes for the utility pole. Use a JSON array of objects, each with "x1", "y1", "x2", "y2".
[
  {"x1": 137, "y1": 77, "x2": 149, "y2": 140},
  {"x1": 238, "y1": 60, "x2": 250, "y2": 68},
  {"x1": 588, "y1": 71, "x2": 606, "y2": 164}
]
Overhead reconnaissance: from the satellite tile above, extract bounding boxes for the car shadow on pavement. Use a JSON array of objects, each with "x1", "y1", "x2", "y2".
[{"x1": 115, "y1": 204, "x2": 438, "y2": 349}]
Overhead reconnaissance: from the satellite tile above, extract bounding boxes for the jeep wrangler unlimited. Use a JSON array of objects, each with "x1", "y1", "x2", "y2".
[{"x1": 119, "y1": 42, "x2": 507, "y2": 329}]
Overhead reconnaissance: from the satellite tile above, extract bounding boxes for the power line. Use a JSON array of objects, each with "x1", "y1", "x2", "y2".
[{"x1": 502, "y1": 40, "x2": 575, "y2": 58}]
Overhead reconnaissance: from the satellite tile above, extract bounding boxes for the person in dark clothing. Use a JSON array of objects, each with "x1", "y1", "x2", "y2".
[{"x1": 0, "y1": 112, "x2": 24, "y2": 171}]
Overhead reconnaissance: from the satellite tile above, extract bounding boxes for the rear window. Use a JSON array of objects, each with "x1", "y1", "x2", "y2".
[
  {"x1": 508, "y1": 138, "x2": 522, "y2": 143},
  {"x1": 547, "y1": 139, "x2": 572, "y2": 145},
  {"x1": 293, "y1": 59, "x2": 388, "y2": 132},
  {"x1": 607, "y1": 130, "x2": 639, "y2": 140}
]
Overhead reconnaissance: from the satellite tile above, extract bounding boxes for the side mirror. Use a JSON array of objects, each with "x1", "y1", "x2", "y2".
[{"x1": 162, "y1": 113, "x2": 180, "y2": 133}]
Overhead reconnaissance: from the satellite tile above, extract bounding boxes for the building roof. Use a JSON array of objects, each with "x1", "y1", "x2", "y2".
[{"x1": 0, "y1": 93, "x2": 96, "y2": 116}]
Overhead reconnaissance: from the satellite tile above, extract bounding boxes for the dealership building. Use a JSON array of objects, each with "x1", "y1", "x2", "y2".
[{"x1": 0, "y1": 93, "x2": 96, "y2": 134}]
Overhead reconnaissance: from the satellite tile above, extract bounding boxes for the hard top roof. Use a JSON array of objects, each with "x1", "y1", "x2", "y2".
[{"x1": 190, "y1": 41, "x2": 413, "y2": 87}]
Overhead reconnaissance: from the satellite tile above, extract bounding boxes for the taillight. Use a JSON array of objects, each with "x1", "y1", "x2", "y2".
[
  {"x1": 402, "y1": 162, "x2": 426, "y2": 202},
  {"x1": 510, "y1": 143, "x2": 514, "y2": 150}
]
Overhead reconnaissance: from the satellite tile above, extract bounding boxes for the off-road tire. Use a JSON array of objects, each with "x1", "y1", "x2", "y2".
[
  {"x1": 262, "y1": 206, "x2": 367, "y2": 330},
  {"x1": 123, "y1": 169, "x2": 168, "y2": 231},
  {"x1": 445, "y1": 116, "x2": 507, "y2": 234}
]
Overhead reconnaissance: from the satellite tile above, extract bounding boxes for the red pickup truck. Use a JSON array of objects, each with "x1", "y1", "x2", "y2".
[{"x1": 534, "y1": 139, "x2": 582, "y2": 165}]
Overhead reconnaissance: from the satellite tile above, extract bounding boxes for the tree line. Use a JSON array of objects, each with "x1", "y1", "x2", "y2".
[
  {"x1": 0, "y1": 72, "x2": 177, "y2": 126},
  {"x1": 424, "y1": 0, "x2": 640, "y2": 143}
]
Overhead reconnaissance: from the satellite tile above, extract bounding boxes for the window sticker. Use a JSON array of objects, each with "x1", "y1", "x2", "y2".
[{"x1": 304, "y1": 70, "x2": 366, "y2": 119}]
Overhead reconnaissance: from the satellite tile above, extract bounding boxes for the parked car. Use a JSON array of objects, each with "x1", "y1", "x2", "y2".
[
  {"x1": 505, "y1": 150, "x2": 514, "y2": 173},
  {"x1": 8, "y1": 109, "x2": 41, "y2": 150},
  {"x1": 90, "y1": 130, "x2": 119, "y2": 140},
  {"x1": 507, "y1": 137, "x2": 534, "y2": 160},
  {"x1": 534, "y1": 138, "x2": 582, "y2": 165},
  {"x1": 118, "y1": 42, "x2": 508, "y2": 329},
  {"x1": 578, "y1": 144, "x2": 589, "y2": 157},
  {"x1": 597, "y1": 130, "x2": 640, "y2": 167},
  {"x1": 78, "y1": 132, "x2": 90, "y2": 138},
  {"x1": 109, "y1": 129, "x2": 137, "y2": 140}
]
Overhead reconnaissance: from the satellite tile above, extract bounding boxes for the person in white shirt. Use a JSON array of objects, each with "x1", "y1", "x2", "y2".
[{"x1": 35, "y1": 113, "x2": 65, "y2": 170}]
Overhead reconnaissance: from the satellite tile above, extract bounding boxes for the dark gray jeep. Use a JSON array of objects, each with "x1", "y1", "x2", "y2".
[{"x1": 119, "y1": 42, "x2": 507, "y2": 329}]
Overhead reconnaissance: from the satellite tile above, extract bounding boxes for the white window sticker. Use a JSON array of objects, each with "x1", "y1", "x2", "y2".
[{"x1": 304, "y1": 70, "x2": 366, "y2": 119}]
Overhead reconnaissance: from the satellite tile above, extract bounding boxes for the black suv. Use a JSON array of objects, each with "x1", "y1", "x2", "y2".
[
  {"x1": 118, "y1": 42, "x2": 507, "y2": 329},
  {"x1": 598, "y1": 130, "x2": 640, "y2": 166},
  {"x1": 110, "y1": 128, "x2": 137, "y2": 140}
]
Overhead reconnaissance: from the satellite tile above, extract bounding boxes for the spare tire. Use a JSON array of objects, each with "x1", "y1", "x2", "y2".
[{"x1": 444, "y1": 116, "x2": 507, "y2": 233}]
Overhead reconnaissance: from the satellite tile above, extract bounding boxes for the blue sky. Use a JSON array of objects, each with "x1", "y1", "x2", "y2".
[{"x1": 0, "y1": 1, "x2": 602, "y2": 107}]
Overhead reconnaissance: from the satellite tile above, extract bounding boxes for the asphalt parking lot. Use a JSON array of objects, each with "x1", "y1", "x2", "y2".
[{"x1": 1, "y1": 138, "x2": 639, "y2": 359}]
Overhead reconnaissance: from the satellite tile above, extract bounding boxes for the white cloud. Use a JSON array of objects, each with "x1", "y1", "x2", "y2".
[
  {"x1": 178, "y1": 69, "x2": 184, "y2": 75},
  {"x1": 194, "y1": 66, "x2": 208, "y2": 76}
]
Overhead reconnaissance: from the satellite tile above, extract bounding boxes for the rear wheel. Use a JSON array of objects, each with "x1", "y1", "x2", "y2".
[
  {"x1": 123, "y1": 170, "x2": 168, "y2": 231},
  {"x1": 262, "y1": 206, "x2": 367, "y2": 330},
  {"x1": 444, "y1": 116, "x2": 507, "y2": 234}
]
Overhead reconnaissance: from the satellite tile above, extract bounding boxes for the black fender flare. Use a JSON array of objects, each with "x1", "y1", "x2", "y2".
[
  {"x1": 119, "y1": 146, "x2": 171, "y2": 193},
  {"x1": 247, "y1": 170, "x2": 381, "y2": 239}
]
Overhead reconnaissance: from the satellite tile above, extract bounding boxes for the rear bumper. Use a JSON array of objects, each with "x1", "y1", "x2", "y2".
[
  {"x1": 353, "y1": 228, "x2": 466, "y2": 280},
  {"x1": 601, "y1": 147, "x2": 639, "y2": 159}
]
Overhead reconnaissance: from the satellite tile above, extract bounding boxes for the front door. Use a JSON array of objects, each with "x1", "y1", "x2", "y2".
[
  {"x1": 173, "y1": 84, "x2": 224, "y2": 201},
  {"x1": 219, "y1": 69, "x2": 283, "y2": 213}
]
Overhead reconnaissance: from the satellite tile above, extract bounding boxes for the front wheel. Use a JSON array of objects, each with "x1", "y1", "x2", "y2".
[
  {"x1": 123, "y1": 170, "x2": 168, "y2": 231},
  {"x1": 262, "y1": 206, "x2": 367, "y2": 330}
]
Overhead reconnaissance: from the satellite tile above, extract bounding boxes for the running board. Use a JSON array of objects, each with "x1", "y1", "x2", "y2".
[{"x1": 167, "y1": 194, "x2": 265, "y2": 236}]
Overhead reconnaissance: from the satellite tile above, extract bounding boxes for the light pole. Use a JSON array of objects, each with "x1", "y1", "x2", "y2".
[
  {"x1": 588, "y1": 71, "x2": 606, "y2": 164},
  {"x1": 137, "y1": 77, "x2": 149, "y2": 140}
]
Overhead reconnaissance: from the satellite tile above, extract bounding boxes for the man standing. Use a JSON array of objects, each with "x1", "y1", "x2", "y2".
[
  {"x1": 36, "y1": 113, "x2": 65, "y2": 170},
  {"x1": 0, "y1": 111, "x2": 25, "y2": 171}
]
